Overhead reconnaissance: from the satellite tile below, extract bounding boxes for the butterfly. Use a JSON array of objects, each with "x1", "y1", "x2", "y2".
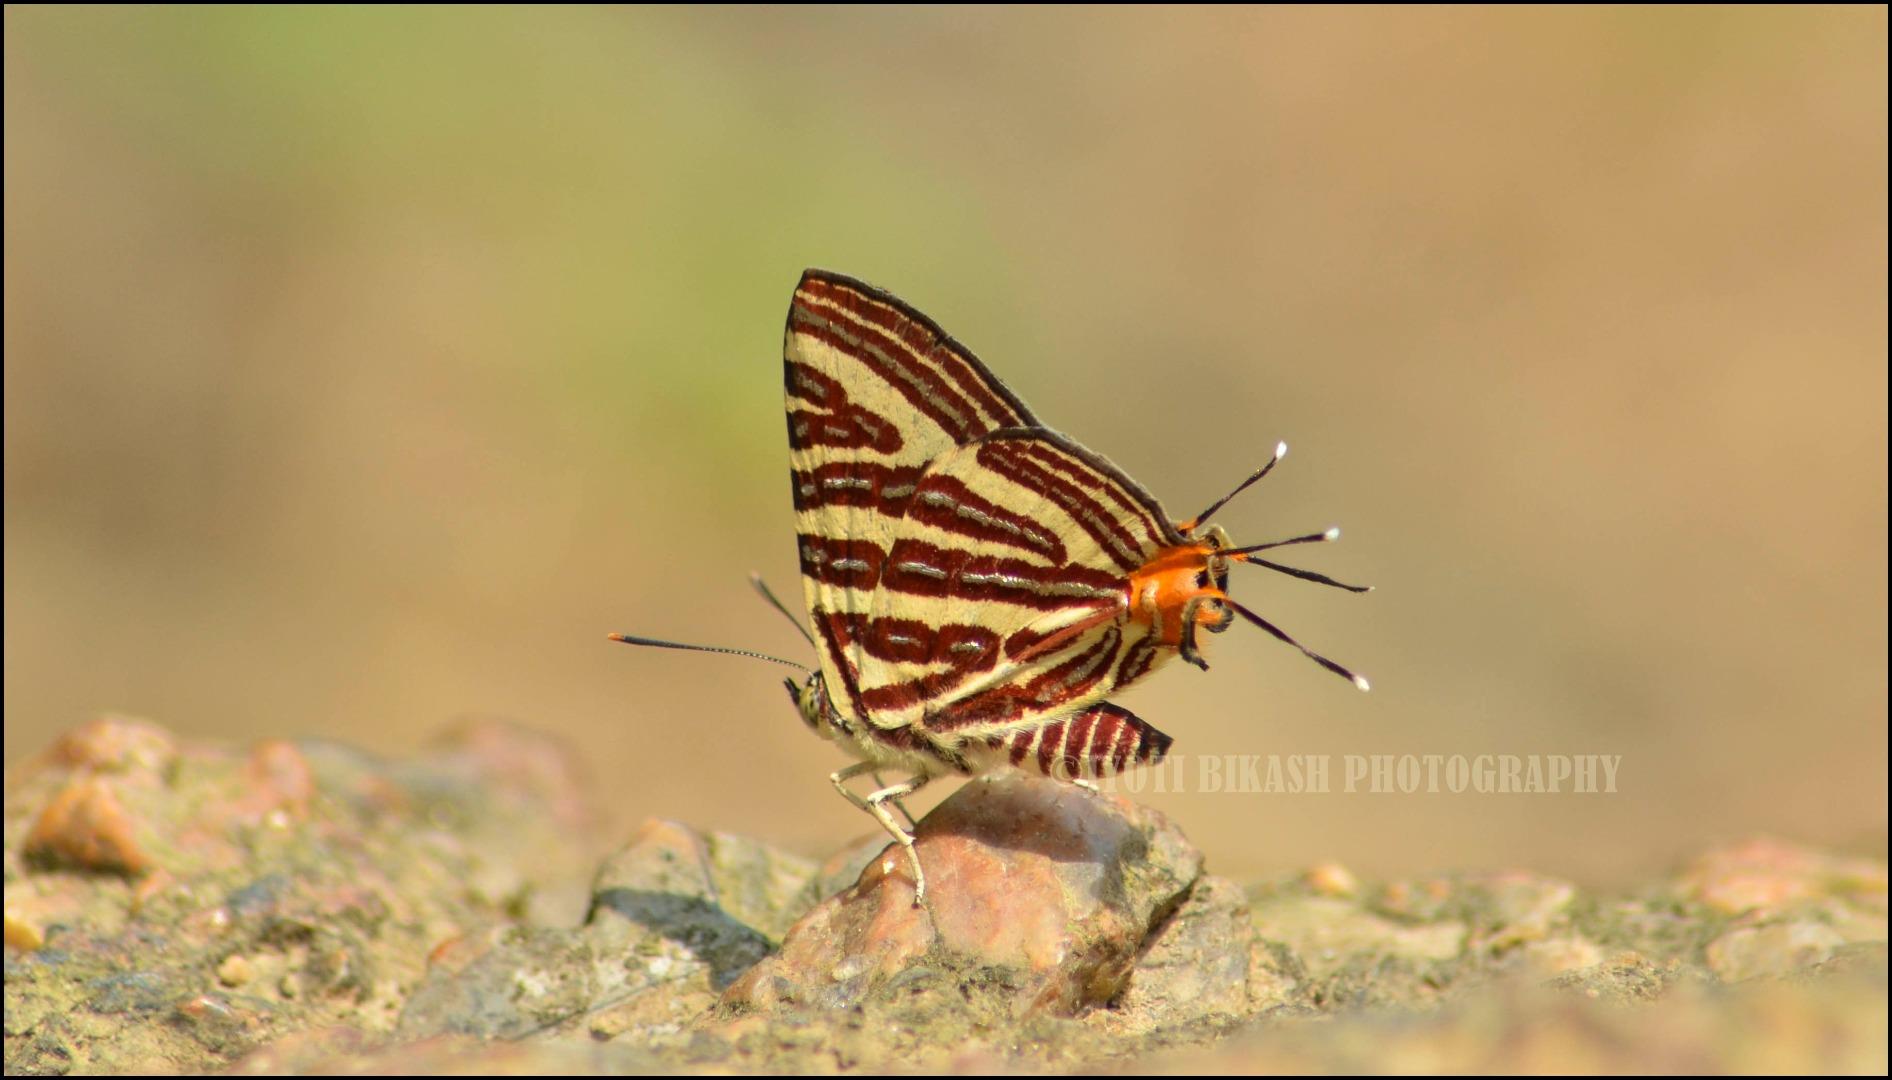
[{"x1": 614, "y1": 269, "x2": 1368, "y2": 904}]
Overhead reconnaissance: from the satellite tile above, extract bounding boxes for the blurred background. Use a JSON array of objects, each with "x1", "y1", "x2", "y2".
[{"x1": 5, "y1": 7, "x2": 1885, "y2": 886}]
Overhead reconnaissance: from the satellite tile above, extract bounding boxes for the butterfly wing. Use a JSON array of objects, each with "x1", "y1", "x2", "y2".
[
  {"x1": 973, "y1": 701, "x2": 1174, "y2": 781},
  {"x1": 785, "y1": 270, "x2": 1040, "y2": 725},
  {"x1": 859, "y1": 429, "x2": 1190, "y2": 737}
]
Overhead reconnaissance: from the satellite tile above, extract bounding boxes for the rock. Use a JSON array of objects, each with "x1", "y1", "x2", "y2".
[
  {"x1": 696, "y1": 829, "x2": 820, "y2": 944},
  {"x1": 586, "y1": 819, "x2": 806, "y2": 979},
  {"x1": 39, "y1": 716, "x2": 180, "y2": 774},
  {"x1": 721, "y1": 774, "x2": 1204, "y2": 1020},
  {"x1": 793, "y1": 834, "x2": 887, "y2": 915},
  {"x1": 1089, "y1": 875, "x2": 1280, "y2": 1040},
  {"x1": 23, "y1": 775, "x2": 154, "y2": 875},
  {"x1": 1252, "y1": 893, "x2": 1467, "y2": 981},
  {"x1": 17, "y1": 717, "x2": 179, "y2": 876},
  {"x1": 1160, "y1": 957, "x2": 1887, "y2": 1074},
  {"x1": 1706, "y1": 921, "x2": 1847, "y2": 982},
  {"x1": 2, "y1": 717, "x2": 607, "y2": 1074},
  {"x1": 8, "y1": 717, "x2": 1887, "y2": 1074},
  {"x1": 1548, "y1": 950, "x2": 1695, "y2": 1004},
  {"x1": 1678, "y1": 837, "x2": 1889, "y2": 917},
  {"x1": 1249, "y1": 869, "x2": 1591, "y2": 1011},
  {"x1": 1519, "y1": 935, "x2": 1607, "y2": 976},
  {"x1": 1474, "y1": 872, "x2": 1578, "y2": 951},
  {"x1": 1370, "y1": 870, "x2": 1577, "y2": 953},
  {"x1": 395, "y1": 816, "x2": 810, "y2": 1044},
  {"x1": 1305, "y1": 861, "x2": 1360, "y2": 897}
]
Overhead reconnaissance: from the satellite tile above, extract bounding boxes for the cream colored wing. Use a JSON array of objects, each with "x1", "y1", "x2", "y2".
[
  {"x1": 857, "y1": 429, "x2": 1189, "y2": 735},
  {"x1": 784, "y1": 270, "x2": 1039, "y2": 725}
]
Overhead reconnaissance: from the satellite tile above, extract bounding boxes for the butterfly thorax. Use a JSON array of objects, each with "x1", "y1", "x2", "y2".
[{"x1": 1126, "y1": 524, "x2": 1237, "y2": 664}]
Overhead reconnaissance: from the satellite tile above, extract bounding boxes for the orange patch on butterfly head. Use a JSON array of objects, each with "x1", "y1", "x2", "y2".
[{"x1": 1126, "y1": 540, "x2": 1234, "y2": 649}]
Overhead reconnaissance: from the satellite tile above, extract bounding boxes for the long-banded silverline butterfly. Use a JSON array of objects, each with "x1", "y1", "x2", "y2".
[{"x1": 612, "y1": 269, "x2": 1369, "y2": 905}]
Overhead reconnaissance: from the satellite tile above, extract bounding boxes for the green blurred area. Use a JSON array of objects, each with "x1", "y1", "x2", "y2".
[{"x1": 5, "y1": 7, "x2": 1886, "y2": 884}]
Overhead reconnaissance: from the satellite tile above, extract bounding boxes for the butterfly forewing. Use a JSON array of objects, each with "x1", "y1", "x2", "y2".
[{"x1": 785, "y1": 271, "x2": 1040, "y2": 726}]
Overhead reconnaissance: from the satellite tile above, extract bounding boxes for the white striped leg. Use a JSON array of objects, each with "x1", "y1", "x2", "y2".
[
  {"x1": 872, "y1": 771, "x2": 918, "y2": 828},
  {"x1": 830, "y1": 764, "x2": 933, "y2": 905}
]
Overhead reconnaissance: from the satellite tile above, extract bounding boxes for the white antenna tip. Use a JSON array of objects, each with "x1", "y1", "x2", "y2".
[
  {"x1": 1275, "y1": 440, "x2": 1289, "y2": 460},
  {"x1": 1352, "y1": 674, "x2": 1372, "y2": 692},
  {"x1": 1323, "y1": 527, "x2": 1341, "y2": 541}
]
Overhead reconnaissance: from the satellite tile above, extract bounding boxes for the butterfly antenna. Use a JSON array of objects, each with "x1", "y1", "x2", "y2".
[
  {"x1": 749, "y1": 573, "x2": 816, "y2": 647},
  {"x1": 607, "y1": 633, "x2": 807, "y2": 671},
  {"x1": 1228, "y1": 527, "x2": 1373, "y2": 594},
  {"x1": 1181, "y1": 441, "x2": 1288, "y2": 532},
  {"x1": 1227, "y1": 526, "x2": 1340, "y2": 556},
  {"x1": 1223, "y1": 598, "x2": 1371, "y2": 691}
]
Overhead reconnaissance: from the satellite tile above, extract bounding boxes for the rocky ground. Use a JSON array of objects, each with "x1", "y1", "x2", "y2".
[{"x1": 4, "y1": 717, "x2": 1885, "y2": 1074}]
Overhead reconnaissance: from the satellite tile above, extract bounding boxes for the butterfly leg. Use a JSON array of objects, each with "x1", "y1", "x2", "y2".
[
  {"x1": 829, "y1": 765, "x2": 932, "y2": 903},
  {"x1": 829, "y1": 761, "x2": 879, "y2": 812},
  {"x1": 865, "y1": 773, "x2": 932, "y2": 905},
  {"x1": 872, "y1": 771, "x2": 919, "y2": 829}
]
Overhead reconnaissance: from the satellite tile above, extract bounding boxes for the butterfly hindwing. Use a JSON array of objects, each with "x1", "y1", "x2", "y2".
[
  {"x1": 860, "y1": 430, "x2": 1187, "y2": 737},
  {"x1": 972, "y1": 701, "x2": 1174, "y2": 781}
]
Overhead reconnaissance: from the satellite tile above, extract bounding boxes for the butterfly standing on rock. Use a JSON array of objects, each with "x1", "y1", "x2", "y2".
[{"x1": 613, "y1": 269, "x2": 1369, "y2": 904}]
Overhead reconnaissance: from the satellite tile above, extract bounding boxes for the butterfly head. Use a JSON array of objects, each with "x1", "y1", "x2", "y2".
[
  {"x1": 786, "y1": 670, "x2": 841, "y2": 739},
  {"x1": 1134, "y1": 442, "x2": 1372, "y2": 689}
]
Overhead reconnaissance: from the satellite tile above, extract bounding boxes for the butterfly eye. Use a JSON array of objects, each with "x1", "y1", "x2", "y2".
[{"x1": 796, "y1": 676, "x2": 826, "y2": 729}]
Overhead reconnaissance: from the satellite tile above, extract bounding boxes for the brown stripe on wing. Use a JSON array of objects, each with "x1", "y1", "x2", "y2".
[
  {"x1": 796, "y1": 273, "x2": 1035, "y2": 434},
  {"x1": 878, "y1": 538, "x2": 1123, "y2": 609},
  {"x1": 797, "y1": 533, "x2": 887, "y2": 590},
  {"x1": 925, "y1": 626, "x2": 1123, "y2": 731},
  {"x1": 984, "y1": 702, "x2": 1172, "y2": 781},
  {"x1": 791, "y1": 292, "x2": 1005, "y2": 446},
  {"x1": 791, "y1": 461, "x2": 927, "y2": 513},
  {"x1": 783, "y1": 362, "x2": 906, "y2": 454},
  {"x1": 811, "y1": 608, "x2": 868, "y2": 720},
  {"x1": 1034, "y1": 719, "x2": 1067, "y2": 778},
  {"x1": 1006, "y1": 725, "x2": 1039, "y2": 767},
  {"x1": 857, "y1": 649, "x2": 996, "y2": 715},
  {"x1": 812, "y1": 609, "x2": 1003, "y2": 748},
  {"x1": 1060, "y1": 707, "x2": 1098, "y2": 780},
  {"x1": 1021, "y1": 625, "x2": 1121, "y2": 703},
  {"x1": 1114, "y1": 632, "x2": 1161, "y2": 687},
  {"x1": 858, "y1": 617, "x2": 1002, "y2": 669},
  {"x1": 1002, "y1": 604, "x2": 1122, "y2": 663},
  {"x1": 900, "y1": 473, "x2": 1069, "y2": 563},
  {"x1": 1014, "y1": 439, "x2": 1168, "y2": 554},
  {"x1": 973, "y1": 439, "x2": 1153, "y2": 574}
]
